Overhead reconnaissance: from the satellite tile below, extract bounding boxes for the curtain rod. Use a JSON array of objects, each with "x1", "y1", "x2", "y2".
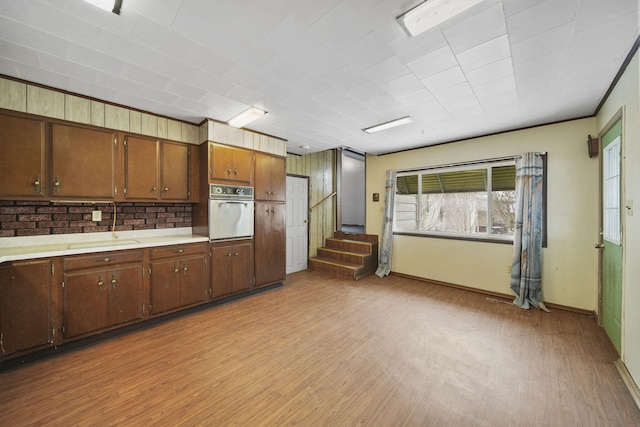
[{"x1": 396, "y1": 152, "x2": 547, "y2": 174}]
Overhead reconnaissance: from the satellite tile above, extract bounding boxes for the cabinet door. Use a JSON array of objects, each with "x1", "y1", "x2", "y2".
[
  {"x1": 107, "y1": 265, "x2": 143, "y2": 326},
  {"x1": 0, "y1": 260, "x2": 52, "y2": 356},
  {"x1": 161, "y1": 141, "x2": 189, "y2": 201},
  {"x1": 255, "y1": 202, "x2": 286, "y2": 286},
  {"x1": 209, "y1": 143, "x2": 234, "y2": 182},
  {"x1": 210, "y1": 144, "x2": 253, "y2": 184},
  {"x1": 64, "y1": 270, "x2": 109, "y2": 338},
  {"x1": 51, "y1": 123, "x2": 116, "y2": 199},
  {"x1": 0, "y1": 114, "x2": 47, "y2": 199},
  {"x1": 124, "y1": 135, "x2": 159, "y2": 200},
  {"x1": 180, "y1": 256, "x2": 206, "y2": 306},
  {"x1": 232, "y1": 148, "x2": 253, "y2": 183},
  {"x1": 210, "y1": 245, "x2": 233, "y2": 298},
  {"x1": 232, "y1": 241, "x2": 254, "y2": 293},
  {"x1": 269, "y1": 157, "x2": 286, "y2": 201},
  {"x1": 150, "y1": 259, "x2": 182, "y2": 315}
]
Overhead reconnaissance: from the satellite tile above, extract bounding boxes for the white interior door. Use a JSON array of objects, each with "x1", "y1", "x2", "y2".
[{"x1": 286, "y1": 176, "x2": 309, "y2": 274}]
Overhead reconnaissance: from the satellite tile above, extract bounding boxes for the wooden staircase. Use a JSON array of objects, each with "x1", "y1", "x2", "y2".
[{"x1": 308, "y1": 232, "x2": 378, "y2": 280}]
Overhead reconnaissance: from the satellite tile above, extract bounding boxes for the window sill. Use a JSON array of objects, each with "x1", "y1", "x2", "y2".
[{"x1": 392, "y1": 231, "x2": 514, "y2": 245}]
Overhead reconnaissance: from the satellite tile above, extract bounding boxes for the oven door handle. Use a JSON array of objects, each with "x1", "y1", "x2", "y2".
[{"x1": 217, "y1": 201, "x2": 249, "y2": 207}]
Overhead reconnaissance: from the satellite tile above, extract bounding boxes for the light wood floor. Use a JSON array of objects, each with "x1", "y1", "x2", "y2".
[{"x1": 1, "y1": 270, "x2": 639, "y2": 426}]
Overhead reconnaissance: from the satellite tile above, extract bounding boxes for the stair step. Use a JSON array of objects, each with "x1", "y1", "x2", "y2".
[
  {"x1": 308, "y1": 257, "x2": 375, "y2": 280},
  {"x1": 325, "y1": 238, "x2": 376, "y2": 255},
  {"x1": 317, "y1": 247, "x2": 366, "y2": 266}
]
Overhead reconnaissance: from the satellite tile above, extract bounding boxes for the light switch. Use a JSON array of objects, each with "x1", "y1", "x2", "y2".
[{"x1": 92, "y1": 210, "x2": 102, "y2": 222}]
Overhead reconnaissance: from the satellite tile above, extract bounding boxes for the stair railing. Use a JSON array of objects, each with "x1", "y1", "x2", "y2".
[{"x1": 309, "y1": 191, "x2": 336, "y2": 212}]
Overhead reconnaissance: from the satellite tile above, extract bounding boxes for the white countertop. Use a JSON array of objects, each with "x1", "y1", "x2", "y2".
[{"x1": 0, "y1": 228, "x2": 209, "y2": 264}]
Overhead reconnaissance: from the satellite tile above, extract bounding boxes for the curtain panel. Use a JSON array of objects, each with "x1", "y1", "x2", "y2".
[
  {"x1": 510, "y1": 152, "x2": 548, "y2": 311},
  {"x1": 376, "y1": 170, "x2": 397, "y2": 277}
]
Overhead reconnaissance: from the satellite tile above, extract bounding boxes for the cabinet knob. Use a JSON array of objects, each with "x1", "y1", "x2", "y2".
[
  {"x1": 163, "y1": 186, "x2": 169, "y2": 193},
  {"x1": 227, "y1": 252, "x2": 233, "y2": 257},
  {"x1": 33, "y1": 176, "x2": 40, "y2": 191},
  {"x1": 53, "y1": 177, "x2": 61, "y2": 191},
  {"x1": 111, "y1": 276, "x2": 117, "y2": 288},
  {"x1": 234, "y1": 168, "x2": 238, "y2": 176},
  {"x1": 175, "y1": 249, "x2": 183, "y2": 253},
  {"x1": 104, "y1": 258, "x2": 111, "y2": 262},
  {"x1": 227, "y1": 168, "x2": 232, "y2": 176},
  {"x1": 174, "y1": 267, "x2": 179, "y2": 273},
  {"x1": 234, "y1": 252, "x2": 239, "y2": 256},
  {"x1": 151, "y1": 186, "x2": 157, "y2": 194},
  {"x1": 183, "y1": 266, "x2": 188, "y2": 272},
  {"x1": 97, "y1": 279, "x2": 104, "y2": 288}
]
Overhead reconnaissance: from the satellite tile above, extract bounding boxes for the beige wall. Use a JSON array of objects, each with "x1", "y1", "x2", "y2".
[
  {"x1": 597, "y1": 51, "x2": 640, "y2": 385},
  {"x1": 366, "y1": 118, "x2": 598, "y2": 311},
  {"x1": 287, "y1": 151, "x2": 335, "y2": 257}
]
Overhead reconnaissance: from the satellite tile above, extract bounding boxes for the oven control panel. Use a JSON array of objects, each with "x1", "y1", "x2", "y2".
[{"x1": 209, "y1": 184, "x2": 254, "y2": 200}]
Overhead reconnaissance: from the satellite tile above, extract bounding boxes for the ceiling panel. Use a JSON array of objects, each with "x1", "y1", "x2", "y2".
[{"x1": 0, "y1": 0, "x2": 637, "y2": 155}]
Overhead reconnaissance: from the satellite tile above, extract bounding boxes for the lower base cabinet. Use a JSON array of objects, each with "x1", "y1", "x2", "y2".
[
  {"x1": 62, "y1": 251, "x2": 144, "y2": 339},
  {"x1": 0, "y1": 260, "x2": 53, "y2": 357},
  {"x1": 149, "y1": 243, "x2": 207, "y2": 315},
  {"x1": 210, "y1": 239, "x2": 254, "y2": 298}
]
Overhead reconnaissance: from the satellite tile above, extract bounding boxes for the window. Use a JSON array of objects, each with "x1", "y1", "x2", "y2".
[{"x1": 394, "y1": 160, "x2": 516, "y2": 242}]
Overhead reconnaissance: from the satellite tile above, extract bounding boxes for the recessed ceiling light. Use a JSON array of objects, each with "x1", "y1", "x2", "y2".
[
  {"x1": 363, "y1": 116, "x2": 414, "y2": 134},
  {"x1": 228, "y1": 106, "x2": 268, "y2": 128},
  {"x1": 397, "y1": 0, "x2": 484, "y2": 37},
  {"x1": 82, "y1": 0, "x2": 122, "y2": 14}
]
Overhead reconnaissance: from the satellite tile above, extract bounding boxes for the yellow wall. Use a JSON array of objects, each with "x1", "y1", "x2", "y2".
[
  {"x1": 287, "y1": 151, "x2": 335, "y2": 257},
  {"x1": 597, "y1": 51, "x2": 640, "y2": 384},
  {"x1": 366, "y1": 118, "x2": 598, "y2": 310}
]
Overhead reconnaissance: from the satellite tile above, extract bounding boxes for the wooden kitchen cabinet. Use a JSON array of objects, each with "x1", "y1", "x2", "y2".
[
  {"x1": 208, "y1": 143, "x2": 254, "y2": 184},
  {"x1": 254, "y1": 153, "x2": 285, "y2": 201},
  {"x1": 51, "y1": 122, "x2": 117, "y2": 199},
  {"x1": 0, "y1": 112, "x2": 47, "y2": 199},
  {"x1": 254, "y1": 202, "x2": 286, "y2": 287},
  {"x1": 123, "y1": 135, "x2": 191, "y2": 201},
  {"x1": 210, "y1": 239, "x2": 254, "y2": 298},
  {"x1": 149, "y1": 243, "x2": 207, "y2": 315},
  {"x1": 0, "y1": 259, "x2": 53, "y2": 357},
  {"x1": 62, "y1": 251, "x2": 144, "y2": 339}
]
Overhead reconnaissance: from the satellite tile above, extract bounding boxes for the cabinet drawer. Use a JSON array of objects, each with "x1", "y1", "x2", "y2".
[
  {"x1": 64, "y1": 250, "x2": 144, "y2": 271},
  {"x1": 150, "y1": 243, "x2": 205, "y2": 260}
]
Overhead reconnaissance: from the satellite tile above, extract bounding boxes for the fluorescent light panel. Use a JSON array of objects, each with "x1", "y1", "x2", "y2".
[
  {"x1": 228, "y1": 106, "x2": 267, "y2": 128},
  {"x1": 363, "y1": 116, "x2": 414, "y2": 134},
  {"x1": 397, "y1": 0, "x2": 485, "y2": 37}
]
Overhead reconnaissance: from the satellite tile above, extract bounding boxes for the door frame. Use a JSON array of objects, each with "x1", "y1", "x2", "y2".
[
  {"x1": 286, "y1": 174, "x2": 309, "y2": 274},
  {"x1": 597, "y1": 108, "x2": 625, "y2": 340}
]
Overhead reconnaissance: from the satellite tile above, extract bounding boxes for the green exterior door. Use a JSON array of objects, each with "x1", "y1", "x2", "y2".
[{"x1": 601, "y1": 120, "x2": 623, "y2": 354}]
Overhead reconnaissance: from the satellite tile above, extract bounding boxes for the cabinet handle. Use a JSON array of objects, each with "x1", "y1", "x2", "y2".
[
  {"x1": 53, "y1": 176, "x2": 61, "y2": 191},
  {"x1": 183, "y1": 265, "x2": 188, "y2": 272},
  {"x1": 175, "y1": 249, "x2": 184, "y2": 254},
  {"x1": 227, "y1": 252, "x2": 233, "y2": 257},
  {"x1": 174, "y1": 267, "x2": 179, "y2": 273},
  {"x1": 97, "y1": 277, "x2": 104, "y2": 288},
  {"x1": 234, "y1": 252, "x2": 238, "y2": 256},
  {"x1": 151, "y1": 186, "x2": 157, "y2": 194},
  {"x1": 33, "y1": 176, "x2": 41, "y2": 191},
  {"x1": 104, "y1": 258, "x2": 111, "y2": 262},
  {"x1": 227, "y1": 168, "x2": 231, "y2": 176},
  {"x1": 234, "y1": 168, "x2": 238, "y2": 176},
  {"x1": 163, "y1": 186, "x2": 169, "y2": 193},
  {"x1": 111, "y1": 275, "x2": 117, "y2": 289}
]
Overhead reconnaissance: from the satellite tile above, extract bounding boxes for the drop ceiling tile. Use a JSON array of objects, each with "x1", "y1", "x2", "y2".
[
  {"x1": 422, "y1": 67, "x2": 467, "y2": 93},
  {"x1": 119, "y1": 62, "x2": 170, "y2": 89},
  {"x1": 225, "y1": 84, "x2": 265, "y2": 107},
  {"x1": 264, "y1": 16, "x2": 324, "y2": 58},
  {"x1": 66, "y1": 42, "x2": 125, "y2": 76},
  {"x1": 0, "y1": 39, "x2": 40, "y2": 68},
  {"x1": 388, "y1": 27, "x2": 449, "y2": 63},
  {"x1": 131, "y1": 17, "x2": 193, "y2": 60},
  {"x1": 457, "y1": 34, "x2": 511, "y2": 72},
  {"x1": 290, "y1": 73, "x2": 333, "y2": 98},
  {"x1": 574, "y1": 0, "x2": 638, "y2": 31},
  {"x1": 327, "y1": 64, "x2": 370, "y2": 91},
  {"x1": 466, "y1": 58, "x2": 514, "y2": 86},
  {"x1": 346, "y1": 32, "x2": 395, "y2": 72},
  {"x1": 313, "y1": 87, "x2": 352, "y2": 107},
  {"x1": 222, "y1": 64, "x2": 269, "y2": 91},
  {"x1": 507, "y1": 0, "x2": 580, "y2": 44},
  {"x1": 365, "y1": 55, "x2": 411, "y2": 85},
  {"x1": 164, "y1": 80, "x2": 207, "y2": 101},
  {"x1": 125, "y1": 0, "x2": 183, "y2": 26},
  {"x1": 407, "y1": 45, "x2": 458, "y2": 80},
  {"x1": 182, "y1": 44, "x2": 235, "y2": 76},
  {"x1": 512, "y1": 49, "x2": 568, "y2": 81},
  {"x1": 442, "y1": 3, "x2": 507, "y2": 54},
  {"x1": 502, "y1": 0, "x2": 547, "y2": 17},
  {"x1": 510, "y1": 23, "x2": 573, "y2": 64},
  {"x1": 348, "y1": 82, "x2": 387, "y2": 104},
  {"x1": 38, "y1": 52, "x2": 98, "y2": 84},
  {"x1": 258, "y1": 80, "x2": 301, "y2": 103},
  {"x1": 474, "y1": 75, "x2": 517, "y2": 99},
  {"x1": 0, "y1": 16, "x2": 68, "y2": 55},
  {"x1": 260, "y1": 55, "x2": 308, "y2": 85},
  {"x1": 395, "y1": 88, "x2": 436, "y2": 107},
  {"x1": 433, "y1": 82, "x2": 475, "y2": 103}
]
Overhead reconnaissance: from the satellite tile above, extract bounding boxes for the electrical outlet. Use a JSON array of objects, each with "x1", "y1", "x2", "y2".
[{"x1": 92, "y1": 210, "x2": 102, "y2": 222}]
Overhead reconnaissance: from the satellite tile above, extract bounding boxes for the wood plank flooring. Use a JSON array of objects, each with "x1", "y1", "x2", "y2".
[{"x1": 1, "y1": 270, "x2": 639, "y2": 426}]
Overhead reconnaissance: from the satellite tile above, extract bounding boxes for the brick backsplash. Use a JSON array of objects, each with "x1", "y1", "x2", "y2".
[{"x1": 0, "y1": 201, "x2": 192, "y2": 237}]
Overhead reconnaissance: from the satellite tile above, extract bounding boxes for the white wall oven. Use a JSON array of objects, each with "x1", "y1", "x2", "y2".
[{"x1": 208, "y1": 184, "x2": 254, "y2": 241}]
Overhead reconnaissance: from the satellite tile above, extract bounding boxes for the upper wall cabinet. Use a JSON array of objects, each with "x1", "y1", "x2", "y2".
[
  {"x1": 209, "y1": 142, "x2": 254, "y2": 184},
  {"x1": 254, "y1": 152, "x2": 285, "y2": 201},
  {"x1": 51, "y1": 123, "x2": 116, "y2": 199},
  {"x1": 0, "y1": 113, "x2": 47, "y2": 199},
  {"x1": 123, "y1": 136, "x2": 191, "y2": 201}
]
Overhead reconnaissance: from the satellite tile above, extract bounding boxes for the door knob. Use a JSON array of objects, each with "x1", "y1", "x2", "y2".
[{"x1": 594, "y1": 243, "x2": 604, "y2": 250}]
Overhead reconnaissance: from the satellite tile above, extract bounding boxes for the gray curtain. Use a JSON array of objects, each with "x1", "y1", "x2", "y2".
[
  {"x1": 375, "y1": 170, "x2": 397, "y2": 277},
  {"x1": 510, "y1": 153, "x2": 548, "y2": 311}
]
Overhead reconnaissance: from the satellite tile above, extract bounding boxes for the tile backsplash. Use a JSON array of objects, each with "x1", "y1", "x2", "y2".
[{"x1": 0, "y1": 201, "x2": 192, "y2": 237}]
